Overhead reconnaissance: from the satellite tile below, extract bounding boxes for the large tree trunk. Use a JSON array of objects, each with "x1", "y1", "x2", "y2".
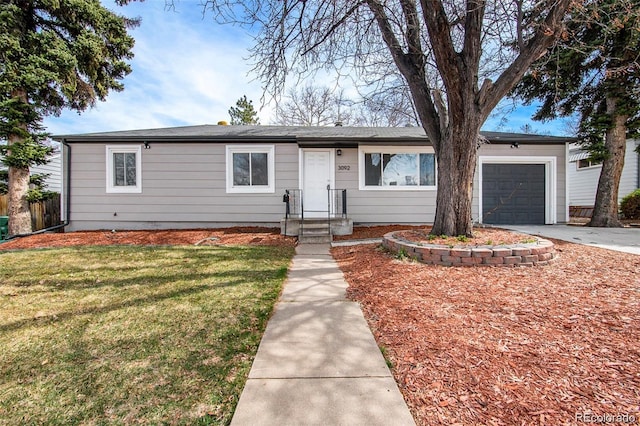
[
  {"x1": 431, "y1": 122, "x2": 480, "y2": 237},
  {"x1": 588, "y1": 97, "x2": 627, "y2": 227},
  {"x1": 7, "y1": 163, "x2": 32, "y2": 236},
  {"x1": 7, "y1": 88, "x2": 33, "y2": 236}
]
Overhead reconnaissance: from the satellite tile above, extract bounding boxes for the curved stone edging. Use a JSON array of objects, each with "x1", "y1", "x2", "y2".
[{"x1": 382, "y1": 231, "x2": 557, "y2": 267}]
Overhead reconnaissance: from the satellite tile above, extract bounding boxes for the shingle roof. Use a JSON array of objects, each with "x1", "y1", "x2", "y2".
[{"x1": 53, "y1": 124, "x2": 573, "y2": 145}]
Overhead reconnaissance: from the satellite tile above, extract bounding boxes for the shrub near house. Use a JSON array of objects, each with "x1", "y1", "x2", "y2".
[{"x1": 620, "y1": 189, "x2": 640, "y2": 220}]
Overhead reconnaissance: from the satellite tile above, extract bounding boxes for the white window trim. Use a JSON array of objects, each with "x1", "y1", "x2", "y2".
[
  {"x1": 478, "y1": 156, "x2": 557, "y2": 225},
  {"x1": 576, "y1": 158, "x2": 602, "y2": 170},
  {"x1": 358, "y1": 145, "x2": 437, "y2": 191},
  {"x1": 226, "y1": 145, "x2": 275, "y2": 194},
  {"x1": 106, "y1": 145, "x2": 142, "y2": 194}
]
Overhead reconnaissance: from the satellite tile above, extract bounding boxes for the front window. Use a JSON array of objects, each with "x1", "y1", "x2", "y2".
[
  {"x1": 361, "y1": 147, "x2": 436, "y2": 190},
  {"x1": 226, "y1": 145, "x2": 275, "y2": 193},
  {"x1": 106, "y1": 146, "x2": 142, "y2": 193}
]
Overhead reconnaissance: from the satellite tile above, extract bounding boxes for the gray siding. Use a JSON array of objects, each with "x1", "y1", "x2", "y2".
[
  {"x1": 68, "y1": 140, "x2": 568, "y2": 230},
  {"x1": 336, "y1": 143, "x2": 567, "y2": 225},
  {"x1": 568, "y1": 140, "x2": 640, "y2": 206},
  {"x1": 335, "y1": 148, "x2": 436, "y2": 224},
  {"x1": 68, "y1": 143, "x2": 298, "y2": 231}
]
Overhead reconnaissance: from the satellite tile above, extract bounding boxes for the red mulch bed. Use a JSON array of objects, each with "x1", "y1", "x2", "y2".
[
  {"x1": 0, "y1": 227, "x2": 296, "y2": 250},
  {"x1": 332, "y1": 241, "x2": 640, "y2": 425}
]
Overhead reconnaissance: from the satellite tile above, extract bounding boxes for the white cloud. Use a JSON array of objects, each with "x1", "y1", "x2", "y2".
[
  {"x1": 43, "y1": 1, "x2": 571, "y2": 136},
  {"x1": 45, "y1": 1, "x2": 273, "y2": 135}
]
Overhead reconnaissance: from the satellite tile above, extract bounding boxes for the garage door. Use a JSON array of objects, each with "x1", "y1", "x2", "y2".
[{"x1": 482, "y1": 163, "x2": 545, "y2": 225}]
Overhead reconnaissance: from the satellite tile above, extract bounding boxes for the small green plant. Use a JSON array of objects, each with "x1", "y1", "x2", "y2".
[
  {"x1": 456, "y1": 235, "x2": 470, "y2": 243},
  {"x1": 485, "y1": 239, "x2": 494, "y2": 246},
  {"x1": 379, "y1": 346, "x2": 394, "y2": 369},
  {"x1": 620, "y1": 188, "x2": 640, "y2": 220},
  {"x1": 395, "y1": 247, "x2": 409, "y2": 260},
  {"x1": 427, "y1": 234, "x2": 437, "y2": 241},
  {"x1": 520, "y1": 238, "x2": 537, "y2": 244}
]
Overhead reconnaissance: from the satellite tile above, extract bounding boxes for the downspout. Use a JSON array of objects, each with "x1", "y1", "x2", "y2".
[
  {"x1": 637, "y1": 141, "x2": 639, "y2": 189},
  {"x1": 3, "y1": 139, "x2": 71, "y2": 240}
]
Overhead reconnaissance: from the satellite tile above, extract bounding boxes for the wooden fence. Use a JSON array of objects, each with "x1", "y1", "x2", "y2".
[{"x1": 0, "y1": 193, "x2": 62, "y2": 232}]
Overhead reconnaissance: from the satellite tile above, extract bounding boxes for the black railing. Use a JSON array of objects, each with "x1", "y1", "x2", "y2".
[
  {"x1": 283, "y1": 187, "x2": 347, "y2": 236},
  {"x1": 328, "y1": 188, "x2": 347, "y2": 218},
  {"x1": 283, "y1": 189, "x2": 303, "y2": 236}
]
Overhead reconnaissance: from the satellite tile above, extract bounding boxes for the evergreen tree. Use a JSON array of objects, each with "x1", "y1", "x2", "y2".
[
  {"x1": 228, "y1": 95, "x2": 260, "y2": 125},
  {"x1": 0, "y1": 0, "x2": 136, "y2": 235},
  {"x1": 514, "y1": 0, "x2": 640, "y2": 227}
]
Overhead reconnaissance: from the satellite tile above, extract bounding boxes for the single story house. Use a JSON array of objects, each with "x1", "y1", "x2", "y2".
[
  {"x1": 53, "y1": 125, "x2": 572, "y2": 235},
  {"x1": 568, "y1": 140, "x2": 640, "y2": 215}
]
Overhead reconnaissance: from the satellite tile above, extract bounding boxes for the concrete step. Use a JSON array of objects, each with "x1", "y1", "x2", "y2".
[{"x1": 299, "y1": 234, "x2": 332, "y2": 244}]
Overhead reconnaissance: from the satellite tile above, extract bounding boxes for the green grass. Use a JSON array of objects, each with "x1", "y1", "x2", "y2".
[{"x1": 0, "y1": 244, "x2": 294, "y2": 425}]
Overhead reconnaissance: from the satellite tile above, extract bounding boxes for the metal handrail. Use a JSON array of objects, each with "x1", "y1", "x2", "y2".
[{"x1": 284, "y1": 188, "x2": 346, "y2": 236}]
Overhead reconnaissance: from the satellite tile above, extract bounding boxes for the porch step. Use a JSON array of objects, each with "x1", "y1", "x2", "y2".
[{"x1": 299, "y1": 220, "x2": 331, "y2": 244}]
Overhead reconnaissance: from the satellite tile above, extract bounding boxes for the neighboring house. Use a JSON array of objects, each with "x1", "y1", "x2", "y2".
[
  {"x1": 0, "y1": 151, "x2": 62, "y2": 193},
  {"x1": 31, "y1": 152, "x2": 63, "y2": 193},
  {"x1": 568, "y1": 140, "x2": 640, "y2": 214},
  {"x1": 53, "y1": 125, "x2": 572, "y2": 233}
]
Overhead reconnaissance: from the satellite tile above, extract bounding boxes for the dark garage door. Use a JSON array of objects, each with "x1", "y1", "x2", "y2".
[{"x1": 482, "y1": 163, "x2": 545, "y2": 225}]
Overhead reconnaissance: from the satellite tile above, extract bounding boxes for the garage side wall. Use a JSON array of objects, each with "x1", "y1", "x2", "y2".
[
  {"x1": 473, "y1": 143, "x2": 567, "y2": 224},
  {"x1": 67, "y1": 142, "x2": 299, "y2": 231}
]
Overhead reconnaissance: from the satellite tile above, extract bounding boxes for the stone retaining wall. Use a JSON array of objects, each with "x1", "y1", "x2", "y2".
[{"x1": 382, "y1": 231, "x2": 557, "y2": 267}]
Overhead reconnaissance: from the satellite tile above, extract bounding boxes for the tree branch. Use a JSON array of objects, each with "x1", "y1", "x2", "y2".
[
  {"x1": 479, "y1": 0, "x2": 572, "y2": 119},
  {"x1": 302, "y1": 1, "x2": 366, "y2": 56}
]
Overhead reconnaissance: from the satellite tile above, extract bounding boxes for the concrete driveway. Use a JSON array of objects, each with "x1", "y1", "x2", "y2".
[{"x1": 503, "y1": 224, "x2": 640, "y2": 255}]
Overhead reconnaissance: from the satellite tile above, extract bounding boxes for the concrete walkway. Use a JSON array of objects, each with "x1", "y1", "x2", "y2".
[
  {"x1": 231, "y1": 244, "x2": 415, "y2": 426},
  {"x1": 503, "y1": 224, "x2": 640, "y2": 255}
]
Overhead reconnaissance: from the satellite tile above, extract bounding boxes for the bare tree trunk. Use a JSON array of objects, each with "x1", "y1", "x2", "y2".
[
  {"x1": 431, "y1": 122, "x2": 480, "y2": 237},
  {"x1": 588, "y1": 97, "x2": 626, "y2": 227},
  {"x1": 7, "y1": 163, "x2": 32, "y2": 236},
  {"x1": 7, "y1": 88, "x2": 33, "y2": 236}
]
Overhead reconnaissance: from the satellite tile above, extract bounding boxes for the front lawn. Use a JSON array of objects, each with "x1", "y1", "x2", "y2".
[{"x1": 0, "y1": 244, "x2": 293, "y2": 425}]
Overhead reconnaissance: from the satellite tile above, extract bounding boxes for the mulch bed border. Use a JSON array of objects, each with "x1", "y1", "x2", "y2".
[{"x1": 382, "y1": 231, "x2": 558, "y2": 267}]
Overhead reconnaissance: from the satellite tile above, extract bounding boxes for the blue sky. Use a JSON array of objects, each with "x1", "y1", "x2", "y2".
[{"x1": 43, "y1": 1, "x2": 573, "y2": 136}]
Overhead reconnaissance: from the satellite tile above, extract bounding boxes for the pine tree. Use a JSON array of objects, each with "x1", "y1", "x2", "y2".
[
  {"x1": 0, "y1": 0, "x2": 136, "y2": 235},
  {"x1": 514, "y1": 0, "x2": 640, "y2": 227},
  {"x1": 228, "y1": 95, "x2": 260, "y2": 125}
]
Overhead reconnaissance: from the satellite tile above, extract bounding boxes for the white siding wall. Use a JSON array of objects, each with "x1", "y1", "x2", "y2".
[
  {"x1": 68, "y1": 142, "x2": 299, "y2": 231},
  {"x1": 1, "y1": 153, "x2": 62, "y2": 193},
  {"x1": 32, "y1": 154, "x2": 62, "y2": 193},
  {"x1": 568, "y1": 140, "x2": 640, "y2": 206},
  {"x1": 620, "y1": 140, "x2": 640, "y2": 198}
]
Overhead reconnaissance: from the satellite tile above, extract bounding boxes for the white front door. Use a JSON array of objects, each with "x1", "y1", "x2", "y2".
[{"x1": 302, "y1": 149, "x2": 334, "y2": 217}]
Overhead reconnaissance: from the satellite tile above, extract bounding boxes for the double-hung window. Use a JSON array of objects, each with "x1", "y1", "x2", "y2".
[
  {"x1": 226, "y1": 145, "x2": 275, "y2": 193},
  {"x1": 106, "y1": 146, "x2": 142, "y2": 193},
  {"x1": 359, "y1": 147, "x2": 436, "y2": 190}
]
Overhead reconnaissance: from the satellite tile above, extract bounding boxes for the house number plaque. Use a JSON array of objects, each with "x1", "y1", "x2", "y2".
[{"x1": 337, "y1": 165, "x2": 351, "y2": 171}]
